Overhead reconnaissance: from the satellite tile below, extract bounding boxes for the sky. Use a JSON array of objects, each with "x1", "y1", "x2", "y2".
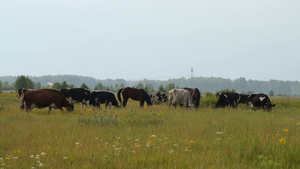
[{"x1": 1, "y1": 0, "x2": 299, "y2": 81}]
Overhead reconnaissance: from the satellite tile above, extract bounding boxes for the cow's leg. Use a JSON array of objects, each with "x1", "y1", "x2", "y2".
[
  {"x1": 48, "y1": 107, "x2": 52, "y2": 114},
  {"x1": 140, "y1": 101, "x2": 144, "y2": 107},
  {"x1": 123, "y1": 98, "x2": 128, "y2": 107}
]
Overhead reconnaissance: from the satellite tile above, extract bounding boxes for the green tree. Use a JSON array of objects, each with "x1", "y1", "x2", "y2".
[
  {"x1": 158, "y1": 85, "x2": 166, "y2": 93},
  {"x1": 34, "y1": 81, "x2": 42, "y2": 89},
  {"x1": 144, "y1": 84, "x2": 154, "y2": 93},
  {"x1": 136, "y1": 83, "x2": 144, "y2": 89},
  {"x1": 268, "y1": 90, "x2": 274, "y2": 96},
  {"x1": 165, "y1": 83, "x2": 175, "y2": 92},
  {"x1": 80, "y1": 83, "x2": 89, "y2": 89},
  {"x1": 94, "y1": 82, "x2": 104, "y2": 90},
  {"x1": 14, "y1": 75, "x2": 34, "y2": 90},
  {"x1": 0, "y1": 80, "x2": 2, "y2": 91}
]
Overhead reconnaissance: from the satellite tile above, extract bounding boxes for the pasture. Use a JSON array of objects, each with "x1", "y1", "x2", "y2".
[{"x1": 0, "y1": 92, "x2": 300, "y2": 168}]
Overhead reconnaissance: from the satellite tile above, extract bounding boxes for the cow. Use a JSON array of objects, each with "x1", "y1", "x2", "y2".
[
  {"x1": 18, "y1": 89, "x2": 74, "y2": 113},
  {"x1": 184, "y1": 87, "x2": 201, "y2": 109},
  {"x1": 149, "y1": 92, "x2": 168, "y2": 105},
  {"x1": 168, "y1": 89, "x2": 193, "y2": 109},
  {"x1": 60, "y1": 88, "x2": 91, "y2": 107},
  {"x1": 89, "y1": 90, "x2": 120, "y2": 108},
  {"x1": 214, "y1": 93, "x2": 241, "y2": 108},
  {"x1": 246, "y1": 93, "x2": 275, "y2": 111}
]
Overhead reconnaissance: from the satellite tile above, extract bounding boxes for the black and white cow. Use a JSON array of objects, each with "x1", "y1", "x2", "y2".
[
  {"x1": 89, "y1": 90, "x2": 120, "y2": 108},
  {"x1": 60, "y1": 88, "x2": 92, "y2": 107},
  {"x1": 149, "y1": 92, "x2": 168, "y2": 104},
  {"x1": 246, "y1": 93, "x2": 275, "y2": 111},
  {"x1": 214, "y1": 93, "x2": 241, "y2": 108}
]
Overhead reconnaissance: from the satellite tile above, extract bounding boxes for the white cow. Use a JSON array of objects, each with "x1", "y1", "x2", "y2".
[{"x1": 168, "y1": 89, "x2": 193, "y2": 109}]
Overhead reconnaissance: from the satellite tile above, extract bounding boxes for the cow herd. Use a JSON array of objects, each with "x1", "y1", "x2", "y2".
[{"x1": 15, "y1": 87, "x2": 275, "y2": 113}]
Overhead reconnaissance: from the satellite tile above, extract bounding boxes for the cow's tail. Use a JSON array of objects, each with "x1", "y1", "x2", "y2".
[
  {"x1": 117, "y1": 88, "x2": 123, "y2": 104},
  {"x1": 14, "y1": 92, "x2": 20, "y2": 100}
]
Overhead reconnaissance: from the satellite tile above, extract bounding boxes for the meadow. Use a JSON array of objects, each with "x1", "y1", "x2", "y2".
[{"x1": 0, "y1": 92, "x2": 300, "y2": 169}]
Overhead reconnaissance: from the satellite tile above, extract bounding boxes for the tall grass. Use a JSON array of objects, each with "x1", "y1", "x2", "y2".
[{"x1": 0, "y1": 93, "x2": 299, "y2": 168}]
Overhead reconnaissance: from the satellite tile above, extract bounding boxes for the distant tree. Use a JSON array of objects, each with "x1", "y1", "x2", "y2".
[
  {"x1": 144, "y1": 84, "x2": 154, "y2": 93},
  {"x1": 268, "y1": 90, "x2": 274, "y2": 96},
  {"x1": 158, "y1": 85, "x2": 166, "y2": 93},
  {"x1": 2, "y1": 81, "x2": 14, "y2": 91},
  {"x1": 136, "y1": 83, "x2": 144, "y2": 89},
  {"x1": 61, "y1": 81, "x2": 69, "y2": 89},
  {"x1": 34, "y1": 81, "x2": 41, "y2": 89},
  {"x1": 165, "y1": 83, "x2": 175, "y2": 92},
  {"x1": 52, "y1": 82, "x2": 62, "y2": 90},
  {"x1": 80, "y1": 83, "x2": 89, "y2": 89},
  {"x1": 0, "y1": 80, "x2": 2, "y2": 91},
  {"x1": 94, "y1": 82, "x2": 104, "y2": 90},
  {"x1": 215, "y1": 89, "x2": 236, "y2": 95},
  {"x1": 14, "y1": 75, "x2": 34, "y2": 90}
]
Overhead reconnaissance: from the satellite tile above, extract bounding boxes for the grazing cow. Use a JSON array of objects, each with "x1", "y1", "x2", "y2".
[
  {"x1": 184, "y1": 87, "x2": 201, "y2": 109},
  {"x1": 117, "y1": 87, "x2": 152, "y2": 107},
  {"x1": 60, "y1": 88, "x2": 91, "y2": 107},
  {"x1": 149, "y1": 92, "x2": 168, "y2": 105},
  {"x1": 89, "y1": 91, "x2": 120, "y2": 108},
  {"x1": 246, "y1": 93, "x2": 275, "y2": 111},
  {"x1": 214, "y1": 93, "x2": 241, "y2": 108},
  {"x1": 168, "y1": 89, "x2": 193, "y2": 109},
  {"x1": 18, "y1": 89, "x2": 74, "y2": 113}
]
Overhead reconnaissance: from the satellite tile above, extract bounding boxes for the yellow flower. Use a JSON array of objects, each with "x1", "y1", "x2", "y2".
[
  {"x1": 189, "y1": 140, "x2": 196, "y2": 144},
  {"x1": 282, "y1": 128, "x2": 289, "y2": 133},
  {"x1": 279, "y1": 137, "x2": 286, "y2": 144}
]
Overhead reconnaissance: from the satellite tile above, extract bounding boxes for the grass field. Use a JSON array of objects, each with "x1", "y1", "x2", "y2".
[{"x1": 0, "y1": 92, "x2": 300, "y2": 169}]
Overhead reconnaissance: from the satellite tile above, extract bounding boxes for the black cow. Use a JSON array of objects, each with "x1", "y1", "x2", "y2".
[
  {"x1": 214, "y1": 93, "x2": 240, "y2": 108},
  {"x1": 60, "y1": 88, "x2": 91, "y2": 107},
  {"x1": 89, "y1": 91, "x2": 120, "y2": 108},
  {"x1": 184, "y1": 87, "x2": 201, "y2": 109},
  {"x1": 246, "y1": 93, "x2": 275, "y2": 111}
]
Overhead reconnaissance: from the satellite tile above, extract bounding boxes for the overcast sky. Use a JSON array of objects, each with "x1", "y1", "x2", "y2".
[{"x1": 1, "y1": 0, "x2": 299, "y2": 81}]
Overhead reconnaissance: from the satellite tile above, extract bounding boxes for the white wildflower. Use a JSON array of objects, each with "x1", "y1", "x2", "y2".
[
  {"x1": 41, "y1": 152, "x2": 46, "y2": 156},
  {"x1": 63, "y1": 157, "x2": 68, "y2": 160},
  {"x1": 216, "y1": 131, "x2": 224, "y2": 135},
  {"x1": 151, "y1": 135, "x2": 157, "y2": 138}
]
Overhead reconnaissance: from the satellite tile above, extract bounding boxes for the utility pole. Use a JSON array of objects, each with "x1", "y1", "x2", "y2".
[{"x1": 191, "y1": 67, "x2": 194, "y2": 79}]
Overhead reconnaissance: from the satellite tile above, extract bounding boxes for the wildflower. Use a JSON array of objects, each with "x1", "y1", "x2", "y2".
[
  {"x1": 189, "y1": 140, "x2": 196, "y2": 144},
  {"x1": 217, "y1": 138, "x2": 221, "y2": 141},
  {"x1": 279, "y1": 137, "x2": 286, "y2": 144},
  {"x1": 13, "y1": 157, "x2": 18, "y2": 159},
  {"x1": 151, "y1": 135, "x2": 157, "y2": 138},
  {"x1": 0, "y1": 158, "x2": 3, "y2": 161},
  {"x1": 115, "y1": 114, "x2": 118, "y2": 118},
  {"x1": 38, "y1": 162, "x2": 44, "y2": 167},
  {"x1": 75, "y1": 142, "x2": 80, "y2": 145},
  {"x1": 41, "y1": 152, "x2": 46, "y2": 156},
  {"x1": 135, "y1": 144, "x2": 141, "y2": 148},
  {"x1": 169, "y1": 150, "x2": 174, "y2": 154},
  {"x1": 95, "y1": 138, "x2": 99, "y2": 140},
  {"x1": 63, "y1": 157, "x2": 68, "y2": 160},
  {"x1": 282, "y1": 128, "x2": 289, "y2": 133},
  {"x1": 173, "y1": 144, "x2": 178, "y2": 147},
  {"x1": 135, "y1": 139, "x2": 140, "y2": 142},
  {"x1": 297, "y1": 122, "x2": 300, "y2": 126},
  {"x1": 30, "y1": 155, "x2": 35, "y2": 158},
  {"x1": 216, "y1": 131, "x2": 224, "y2": 135}
]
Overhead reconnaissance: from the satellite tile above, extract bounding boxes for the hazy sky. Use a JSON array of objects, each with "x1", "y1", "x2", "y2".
[{"x1": 1, "y1": 0, "x2": 299, "y2": 81}]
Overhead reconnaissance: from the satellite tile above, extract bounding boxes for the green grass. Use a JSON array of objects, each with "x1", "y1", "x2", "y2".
[{"x1": 0, "y1": 92, "x2": 300, "y2": 168}]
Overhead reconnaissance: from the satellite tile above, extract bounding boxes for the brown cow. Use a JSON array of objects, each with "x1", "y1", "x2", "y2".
[{"x1": 18, "y1": 89, "x2": 74, "y2": 113}]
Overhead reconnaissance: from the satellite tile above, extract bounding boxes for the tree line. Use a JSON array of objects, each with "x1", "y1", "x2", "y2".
[{"x1": 1, "y1": 75, "x2": 300, "y2": 96}]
